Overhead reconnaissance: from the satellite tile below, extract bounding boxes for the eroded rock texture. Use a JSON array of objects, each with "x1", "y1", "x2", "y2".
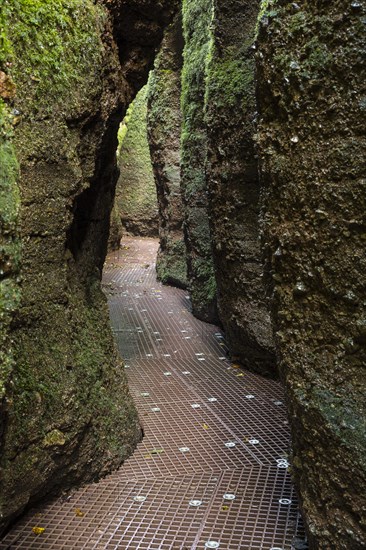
[
  {"x1": 115, "y1": 86, "x2": 158, "y2": 237},
  {"x1": 0, "y1": 0, "x2": 177, "y2": 535},
  {"x1": 205, "y1": 0, "x2": 275, "y2": 376},
  {"x1": 257, "y1": 1, "x2": 366, "y2": 547},
  {"x1": 147, "y1": 15, "x2": 187, "y2": 289},
  {"x1": 180, "y1": 0, "x2": 217, "y2": 322}
]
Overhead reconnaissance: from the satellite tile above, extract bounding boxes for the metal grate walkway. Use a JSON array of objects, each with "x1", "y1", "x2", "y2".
[{"x1": 1, "y1": 237, "x2": 305, "y2": 550}]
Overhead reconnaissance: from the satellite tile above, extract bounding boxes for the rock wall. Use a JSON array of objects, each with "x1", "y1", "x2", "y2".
[
  {"x1": 115, "y1": 86, "x2": 158, "y2": 237},
  {"x1": 205, "y1": 0, "x2": 275, "y2": 376},
  {"x1": 180, "y1": 0, "x2": 217, "y2": 322},
  {"x1": 147, "y1": 15, "x2": 187, "y2": 289},
  {"x1": 257, "y1": 1, "x2": 366, "y2": 547},
  {"x1": 0, "y1": 0, "x2": 177, "y2": 535}
]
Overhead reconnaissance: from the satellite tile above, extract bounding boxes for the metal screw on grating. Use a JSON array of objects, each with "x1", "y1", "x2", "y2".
[
  {"x1": 141, "y1": 392, "x2": 150, "y2": 397},
  {"x1": 205, "y1": 542, "x2": 220, "y2": 549},
  {"x1": 249, "y1": 439, "x2": 260, "y2": 445},
  {"x1": 225, "y1": 441, "x2": 236, "y2": 448},
  {"x1": 151, "y1": 407, "x2": 161, "y2": 412},
  {"x1": 164, "y1": 372, "x2": 172, "y2": 376},
  {"x1": 182, "y1": 371, "x2": 191, "y2": 375},
  {"x1": 191, "y1": 403, "x2": 201, "y2": 408},
  {"x1": 189, "y1": 500, "x2": 202, "y2": 507},
  {"x1": 133, "y1": 496, "x2": 147, "y2": 503},
  {"x1": 179, "y1": 447, "x2": 190, "y2": 453},
  {"x1": 246, "y1": 395, "x2": 255, "y2": 399},
  {"x1": 277, "y1": 463, "x2": 289, "y2": 469},
  {"x1": 208, "y1": 397, "x2": 217, "y2": 402},
  {"x1": 274, "y1": 400, "x2": 283, "y2": 406},
  {"x1": 279, "y1": 498, "x2": 292, "y2": 505},
  {"x1": 223, "y1": 493, "x2": 236, "y2": 500}
]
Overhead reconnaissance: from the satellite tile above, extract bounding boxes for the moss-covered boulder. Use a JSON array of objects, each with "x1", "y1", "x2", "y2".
[
  {"x1": 180, "y1": 0, "x2": 217, "y2": 322},
  {"x1": 147, "y1": 15, "x2": 187, "y2": 289},
  {"x1": 115, "y1": 86, "x2": 158, "y2": 237},
  {"x1": 0, "y1": 0, "x2": 177, "y2": 535},
  {"x1": 204, "y1": 0, "x2": 275, "y2": 376},
  {"x1": 257, "y1": 1, "x2": 366, "y2": 547}
]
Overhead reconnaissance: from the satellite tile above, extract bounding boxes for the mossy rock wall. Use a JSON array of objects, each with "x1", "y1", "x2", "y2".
[
  {"x1": 204, "y1": 0, "x2": 276, "y2": 376},
  {"x1": 115, "y1": 86, "x2": 159, "y2": 237},
  {"x1": 147, "y1": 15, "x2": 187, "y2": 289},
  {"x1": 0, "y1": 86, "x2": 21, "y2": 479},
  {"x1": 180, "y1": 0, "x2": 217, "y2": 322},
  {"x1": 256, "y1": 1, "x2": 366, "y2": 547},
  {"x1": 0, "y1": 0, "x2": 177, "y2": 535}
]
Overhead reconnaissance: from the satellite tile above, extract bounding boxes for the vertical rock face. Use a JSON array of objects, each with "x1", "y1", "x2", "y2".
[
  {"x1": 181, "y1": 0, "x2": 217, "y2": 322},
  {"x1": 0, "y1": 0, "x2": 177, "y2": 535},
  {"x1": 0, "y1": 74, "x2": 21, "y2": 472},
  {"x1": 205, "y1": 0, "x2": 276, "y2": 376},
  {"x1": 115, "y1": 86, "x2": 158, "y2": 237},
  {"x1": 147, "y1": 15, "x2": 188, "y2": 289},
  {"x1": 257, "y1": 1, "x2": 366, "y2": 547}
]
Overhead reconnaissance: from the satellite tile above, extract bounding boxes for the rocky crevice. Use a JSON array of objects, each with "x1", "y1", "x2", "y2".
[
  {"x1": 180, "y1": 0, "x2": 218, "y2": 323},
  {"x1": 205, "y1": 0, "x2": 276, "y2": 376},
  {"x1": 113, "y1": 86, "x2": 159, "y2": 238},
  {"x1": 147, "y1": 14, "x2": 187, "y2": 289},
  {"x1": 0, "y1": 0, "x2": 178, "y2": 535}
]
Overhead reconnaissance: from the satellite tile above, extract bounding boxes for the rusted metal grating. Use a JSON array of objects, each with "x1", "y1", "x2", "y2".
[{"x1": 1, "y1": 237, "x2": 306, "y2": 549}]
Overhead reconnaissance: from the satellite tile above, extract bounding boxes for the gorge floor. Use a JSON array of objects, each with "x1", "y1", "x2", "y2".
[{"x1": 1, "y1": 238, "x2": 305, "y2": 550}]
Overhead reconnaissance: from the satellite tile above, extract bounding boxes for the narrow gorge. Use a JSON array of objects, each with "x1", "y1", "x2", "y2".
[{"x1": 0, "y1": 0, "x2": 365, "y2": 548}]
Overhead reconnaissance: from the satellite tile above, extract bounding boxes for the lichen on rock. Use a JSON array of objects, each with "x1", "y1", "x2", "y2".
[
  {"x1": 256, "y1": 0, "x2": 366, "y2": 546},
  {"x1": 181, "y1": 0, "x2": 217, "y2": 323},
  {"x1": 0, "y1": 0, "x2": 178, "y2": 535},
  {"x1": 114, "y1": 85, "x2": 159, "y2": 237},
  {"x1": 147, "y1": 14, "x2": 188, "y2": 289},
  {"x1": 204, "y1": 0, "x2": 276, "y2": 376}
]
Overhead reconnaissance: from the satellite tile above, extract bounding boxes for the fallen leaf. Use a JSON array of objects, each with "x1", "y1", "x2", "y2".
[
  {"x1": 75, "y1": 508, "x2": 84, "y2": 517},
  {"x1": 150, "y1": 448, "x2": 164, "y2": 455},
  {"x1": 32, "y1": 526, "x2": 45, "y2": 535},
  {"x1": 202, "y1": 423, "x2": 210, "y2": 430}
]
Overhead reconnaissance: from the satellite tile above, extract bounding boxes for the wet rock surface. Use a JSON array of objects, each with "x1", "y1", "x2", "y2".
[
  {"x1": 0, "y1": 0, "x2": 177, "y2": 535},
  {"x1": 147, "y1": 14, "x2": 188, "y2": 289},
  {"x1": 257, "y1": 1, "x2": 366, "y2": 547},
  {"x1": 205, "y1": 0, "x2": 276, "y2": 376}
]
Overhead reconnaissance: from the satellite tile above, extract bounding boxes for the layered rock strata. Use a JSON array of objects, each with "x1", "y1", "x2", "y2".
[
  {"x1": 205, "y1": 0, "x2": 276, "y2": 376},
  {"x1": 147, "y1": 15, "x2": 188, "y2": 289},
  {"x1": 257, "y1": 1, "x2": 366, "y2": 547}
]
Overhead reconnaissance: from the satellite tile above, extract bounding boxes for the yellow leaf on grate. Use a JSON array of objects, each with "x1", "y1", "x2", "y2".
[{"x1": 32, "y1": 526, "x2": 45, "y2": 535}]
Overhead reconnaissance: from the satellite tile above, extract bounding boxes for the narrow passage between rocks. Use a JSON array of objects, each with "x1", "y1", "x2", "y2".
[{"x1": 1, "y1": 238, "x2": 305, "y2": 550}]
